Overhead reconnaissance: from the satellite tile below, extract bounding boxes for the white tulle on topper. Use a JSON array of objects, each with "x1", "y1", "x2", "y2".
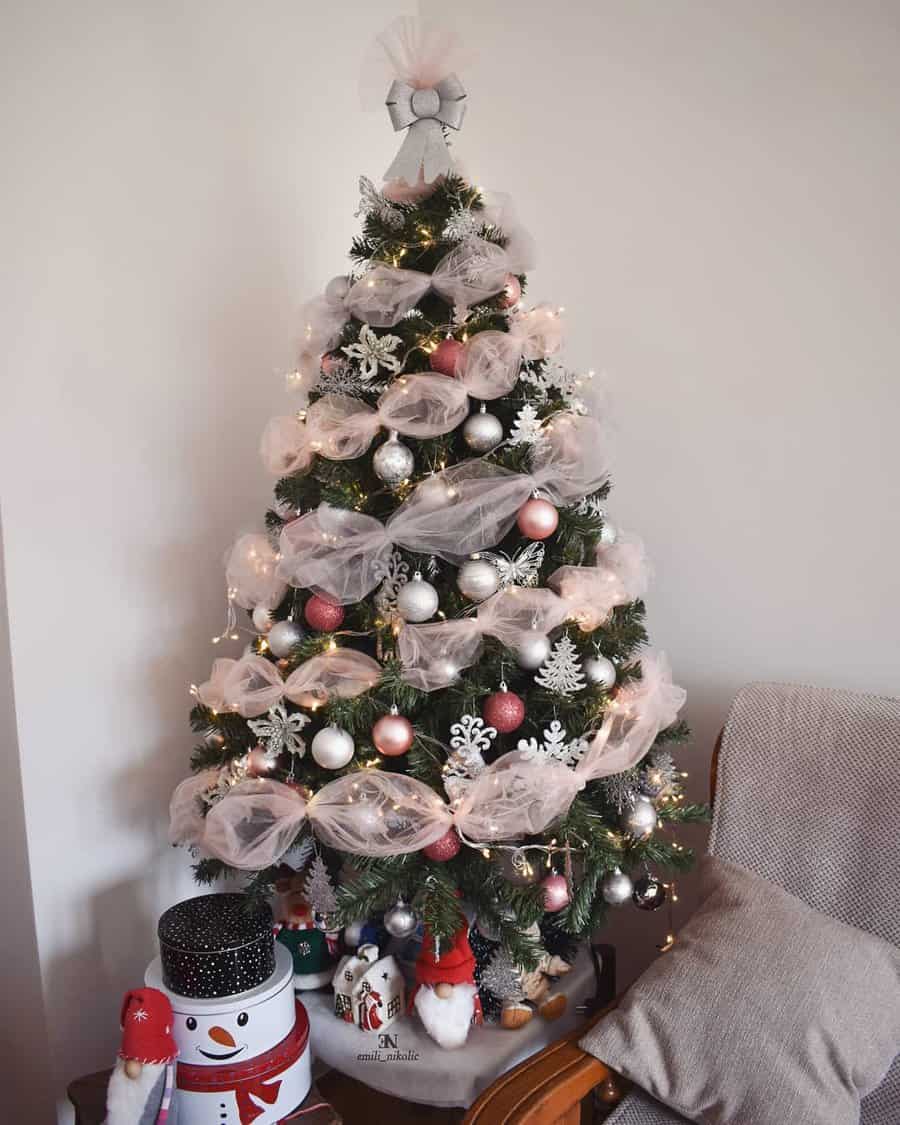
[
  {"x1": 360, "y1": 16, "x2": 470, "y2": 187},
  {"x1": 398, "y1": 587, "x2": 570, "y2": 690},
  {"x1": 576, "y1": 650, "x2": 686, "y2": 780}
]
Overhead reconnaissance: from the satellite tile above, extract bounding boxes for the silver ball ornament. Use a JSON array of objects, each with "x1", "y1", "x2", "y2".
[
  {"x1": 463, "y1": 406, "x2": 503, "y2": 453},
  {"x1": 584, "y1": 653, "x2": 617, "y2": 689},
  {"x1": 373, "y1": 431, "x2": 414, "y2": 485},
  {"x1": 620, "y1": 795, "x2": 658, "y2": 838},
  {"x1": 267, "y1": 618, "x2": 305, "y2": 658},
  {"x1": 311, "y1": 725, "x2": 355, "y2": 770},
  {"x1": 396, "y1": 572, "x2": 439, "y2": 622},
  {"x1": 601, "y1": 868, "x2": 634, "y2": 906},
  {"x1": 632, "y1": 875, "x2": 667, "y2": 911},
  {"x1": 384, "y1": 899, "x2": 418, "y2": 938},
  {"x1": 251, "y1": 604, "x2": 273, "y2": 634},
  {"x1": 516, "y1": 630, "x2": 552, "y2": 670},
  {"x1": 457, "y1": 557, "x2": 500, "y2": 602}
]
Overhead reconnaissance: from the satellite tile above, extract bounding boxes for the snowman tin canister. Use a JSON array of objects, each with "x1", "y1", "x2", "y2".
[
  {"x1": 158, "y1": 893, "x2": 275, "y2": 999},
  {"x1": 146, "y1": 942, "x2": 311, "y2": 1125}
]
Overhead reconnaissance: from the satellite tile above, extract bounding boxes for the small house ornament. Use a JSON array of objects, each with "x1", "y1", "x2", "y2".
[{"x1": 331, "y1": 943, "x2": 405, "y2": 1032}]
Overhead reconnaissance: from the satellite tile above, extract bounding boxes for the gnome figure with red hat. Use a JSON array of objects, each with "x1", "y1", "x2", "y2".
[
  {"x1": 410, "y1": 922, "x2": 483, "y2": 1049},
  {"x1": 105, "y1": 988, "x2": 179, "y2": 1125}
]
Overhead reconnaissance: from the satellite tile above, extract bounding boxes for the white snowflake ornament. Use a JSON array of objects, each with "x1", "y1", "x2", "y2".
[
  {"x1": 248, "y1": 702, "x2": 310, "y2": 758},
  {"x1": 517, "y1": 719, "x2": 588, "y2": 769},
  {"x1": 341, "y1": 324, "x2": 404, "y2": 382}
]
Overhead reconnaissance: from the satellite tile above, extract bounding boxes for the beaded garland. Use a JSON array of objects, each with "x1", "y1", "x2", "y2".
[{"x1": 158, "y1": 893, "x2": 276, "y2": 999}]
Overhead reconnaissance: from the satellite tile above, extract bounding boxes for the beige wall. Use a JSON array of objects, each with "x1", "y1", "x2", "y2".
[{"x1": 2, "y1": 1, "x2": 899, "y2": 1119}]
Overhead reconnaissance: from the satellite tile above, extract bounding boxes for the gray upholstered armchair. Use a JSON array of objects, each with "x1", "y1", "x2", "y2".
[{"x1": 465, "y1": 683, "x2": 900, "y2": 1124}]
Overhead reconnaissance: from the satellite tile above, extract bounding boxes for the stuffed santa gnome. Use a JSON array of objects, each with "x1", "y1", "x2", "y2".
[
  {"x1": 105, "y1": 988, "x2": 179, "y2": 1125},
  {"x1": 410, "y1": 924, "x2": 483, "y2": 1049}
]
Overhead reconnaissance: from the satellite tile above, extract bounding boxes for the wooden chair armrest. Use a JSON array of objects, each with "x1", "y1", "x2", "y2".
[{"x1": 463, "y1": 1003, "x2": 625, "y2": 1125}]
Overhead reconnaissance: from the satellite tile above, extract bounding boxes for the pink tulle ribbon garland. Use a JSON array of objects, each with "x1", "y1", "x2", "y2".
[
  {"x1": 275, "y1": 413, "x2": 610, "y2": 605},
  {"x1": 173, "y1": 648, "x2": 683, "y2": 869}
]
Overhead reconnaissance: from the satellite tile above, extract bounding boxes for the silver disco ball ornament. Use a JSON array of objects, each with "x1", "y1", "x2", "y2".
[
  {"x1": 620, "y1": 795, "x2": 658, "y2": 838},
  {"x1": 584, "y1": 653, "x2": 617, "y2": 689},
  {"x1": 517, "y1": 629, "x2": 552, "y2": 670},
  {"x1": 384, "y1": 898, "x2": 418, "y2": 938},
  {"x1": 463, "y1": 405, "x2": 503, "y2": 453},
  {"x1": 267, "y1": 618, "x2": 305, "y2": 658},
  {"x1": 632, "y1": 874, "x2": 667, "y2": 911},
  {"x1": 457, "y1": 557, "x2": 500, "y2": 602},
  {"x1": 601, "y1": 867, "x2": 634, "y2": 906},
  {"x1": 396, "y1": 571, "x2": 439, "y2": 622},
  {"x1": 373, "y1": 430, "x2": 414, "y2": 485}
]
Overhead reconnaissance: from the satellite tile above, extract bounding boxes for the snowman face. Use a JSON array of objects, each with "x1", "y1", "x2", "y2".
[{"x1": 173, "y1": 995, "x2": 294, "y2": 1065}]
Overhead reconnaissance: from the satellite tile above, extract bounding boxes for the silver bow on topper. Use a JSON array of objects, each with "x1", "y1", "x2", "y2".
[{"x1": 385, "y1": 74, "x2": 467, "y2": 186}]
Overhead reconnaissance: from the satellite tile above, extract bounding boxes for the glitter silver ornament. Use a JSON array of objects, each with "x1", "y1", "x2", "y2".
[
  {"x1": 267, "y1": 618, "x2": 305, "y2": 658},
  {"x1": 463, "y1": 405, "x2": 503, "y2": 453},
  {"x1": 457, "y1": 557, "x2": 500, "y2": 602},
  {"x1": 396, "y1": 571, "x2": 439, "y2": 622},
  {"x1": 251, "y1": 604, "x2": 274, "y2": 634},
  {"x1": 516, "y1": 629, "x2": 552, "y2": 670},
  {"x1": 620, "y1": 795, "x2": 658, "y2": 838},
  {"x1": 384, "y1": 898, "x2": 417, "y2": 938},
  {"x1": 310, "y1": 725, "x2": 354, "y2": 770},
  {"x1": 632, "y1": 874, "x2": 667, "y2": 911},
  {"x1": 601, "y1": 867, "x2": 634, "y2": 906},
  {"x1": 373, "y1": 430, "x2": 414, "y2": 485},
  {"x1": 584, "y1": 653, "x2": 617, "y2": 689}
]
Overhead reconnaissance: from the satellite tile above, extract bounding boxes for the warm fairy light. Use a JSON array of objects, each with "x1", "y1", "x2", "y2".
[
  {"x1": 286, "y1": 370, "x2": 303, "y2": 389},
  {"x1": 328, "y1": 639, "x2": 338, "y2": 651},
  {"x1": 259, "y1": 640, "x2": 269, "y2": 652}
]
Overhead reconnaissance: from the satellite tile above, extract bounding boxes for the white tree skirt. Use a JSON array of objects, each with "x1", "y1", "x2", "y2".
[{"x1": 304, "y1": 946, "x2": 597, "y2": 1108}]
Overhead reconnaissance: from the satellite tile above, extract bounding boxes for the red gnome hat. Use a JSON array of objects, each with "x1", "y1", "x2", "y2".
[
  {"x1": 118, "y1": 988, "x2": 178, "y2": 1064},
  {"x1": 415, "y1": 924, "x2": 476, "y2": 987}
]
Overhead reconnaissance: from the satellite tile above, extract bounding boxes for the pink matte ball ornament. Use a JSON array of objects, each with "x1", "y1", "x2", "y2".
[
  {"x1": 423, "y1": 827, "x2": 461, "y2": 862},
  {"x1": 517, "y1": 497, "x2": 559, "y2": 540},
  {"x1": 483, "y1": 688, "x2": 526, "y2": 734},
  {"x1": 542, "y1": 873, "x2": 571, "y2": 913},
  {"x1": 429, "y1": 337, "x2": 464, "y2": 377},
  {"x1": 304, "y1": 594, "x2": 345, "y2": 632},
  {"x1": 499, "y1": 274, "x2": 522, "y2": 308},
  {"x1": 320, "y1": 352, "x2": 342, "y2": 374},
  {"x1": 371, "y1": 712, "x2": 415, "y2": 757}
]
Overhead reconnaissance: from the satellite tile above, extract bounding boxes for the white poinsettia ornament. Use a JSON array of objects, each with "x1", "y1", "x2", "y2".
[{"x1": 341, "y1": 324, "x2": 404, "y2": 382}]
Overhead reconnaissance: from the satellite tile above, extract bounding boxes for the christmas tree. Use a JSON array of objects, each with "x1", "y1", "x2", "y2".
[{"x1": 170, "y1": 17, "x2": 703, "y2": 993}]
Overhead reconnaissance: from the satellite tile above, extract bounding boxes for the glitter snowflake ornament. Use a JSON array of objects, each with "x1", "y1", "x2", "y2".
[
  {"x1": 312, "y1": 358, "x2": 370, "y2": 398},
  {"x1": 443, "y1": 714, "x2": 497, "y2": 803},
  {"x1": 442, "y1": 206, "x2": 482, "y2": 243},
  {"x1": 341, "y1": 324, "x2": 404, "y2": 382},
  {"x1": 517, "y1": 719, "x2": 588, "y2": 769},
  {"x1": 247, "y1": 702, "x2": 311, "y2": 759}
]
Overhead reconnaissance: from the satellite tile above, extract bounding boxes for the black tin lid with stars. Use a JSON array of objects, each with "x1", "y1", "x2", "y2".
[{"x1": 158, "y1": 893, "x2": 276, "y2": 1000}]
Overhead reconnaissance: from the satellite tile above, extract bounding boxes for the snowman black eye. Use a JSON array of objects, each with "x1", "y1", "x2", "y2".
[
  {"x1": 185, "y1": 1017, "x2": 197, "y2": 1031},
  {"x1": 237, "y1": 1012, "x2": 249, "y2": 1027}
]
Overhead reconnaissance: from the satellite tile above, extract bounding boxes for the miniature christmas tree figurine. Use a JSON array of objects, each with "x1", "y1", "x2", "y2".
[{"x1": 168, "y1": 15, "x2": 705, "y2": 1036}]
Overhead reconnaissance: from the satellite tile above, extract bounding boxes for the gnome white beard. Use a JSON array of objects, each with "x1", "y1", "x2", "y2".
[
  {"x1": 105, "y1": 1058, "x2": 166, "y2": 1125},
  {"x1": 414, "y1": 982, "x2": 477, "y2": 1049}
]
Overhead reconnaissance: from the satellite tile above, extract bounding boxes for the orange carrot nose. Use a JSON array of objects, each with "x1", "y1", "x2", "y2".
[{"x1": 208, "y1": 1026, "x2": 236, "y2": 1048}]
